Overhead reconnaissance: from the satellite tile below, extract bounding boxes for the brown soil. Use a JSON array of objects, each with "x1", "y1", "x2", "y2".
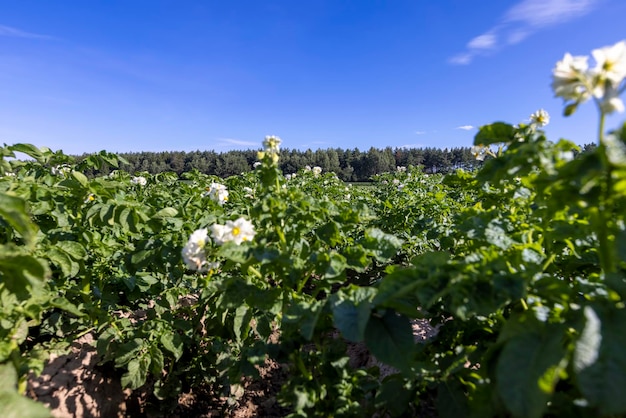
[{"x1": 26, "y1": 319, "x2": 438, "y2": 417}]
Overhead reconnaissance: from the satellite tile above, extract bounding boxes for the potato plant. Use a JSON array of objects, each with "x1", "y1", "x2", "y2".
[{"x1": 1, "y1": 40, "x2": 626, "y2": 417}]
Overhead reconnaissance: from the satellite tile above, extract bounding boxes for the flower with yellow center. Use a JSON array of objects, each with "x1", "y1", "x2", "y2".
[
  {"x1": 591, "y1": 40, "x2": 626, "y2": 86},
  {"x1": 225, "y1": 217, "x2": 256, "y2": 245},
  {"x1": 263, "y1": 135, "x2": 281, "y2": 154},
  {"x1": 203, "y1": 182, "x2": 229, "y2": 205},
  {"x1": 529, "y1": 109, "x2": 550, "y2": 127},
  {"x1": 210, "y1": 217, "x2": 256, "y2": 246}
]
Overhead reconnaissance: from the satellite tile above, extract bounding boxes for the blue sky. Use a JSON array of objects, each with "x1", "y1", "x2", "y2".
[{"x1": 1, "y1": 0, "x2": 625, "y2": 155}]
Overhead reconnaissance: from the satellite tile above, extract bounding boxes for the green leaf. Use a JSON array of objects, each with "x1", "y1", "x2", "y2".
[
  {"x1": 575, "y1": 306, "x2": 626, "y2": 416},
  {"x1": 315, "y1": 221, "x2": 342, "y2": 246},
  {"x1": 49, "y1": 297, "x2": 84, "y2": 317},
  {"x1": 375, "y1": 374, "x2": 413, "y2": 416},
  {"x1": 233, "y1": 305, "x2": 251, "y2": 342},
  {"x1": 55, "y1": 241, "x2": 87, "y2": 260},
  {"x1": 152, "y1": 207, "x2": 178, "y2": 219},
  {"x1": 218, "y1": 242, "x2": 251, "y2": 264},
  {"x1": 149, "y1": 346, "x2": 165, "y2": 375},
  {"x1": 114, "y1": 338, "x2": 143, "y2": 367},
  {"x1": 71, "y1": 171, "x2": 89, "y2": 188},
  {"x1": 373, "y1": 267, "x2": 422, "y2": 307},
  {"x1": 474, "y1": 122, "x2": 516, "y2": 145},
  {"x1": 0, "y1": 192, "x2": 37, "y2": 245},
  {"x1": 121, "y1": 356, "x2": 150, "y2": 389},
  {"x1": 0, "y1": 250, "x2": 48, "y2": 300},
  {"x1": 325, "y1": 251, "x2": 346, "y2": 279},
  {"x1": 485, "y1": 222, "x2": 514, "y2": 250},
  {"x1": 344, "y1": 245, "x2": 370, "y2": 272},
  {"x1": 436, "y1": 380, "x2": 469, "y2": 418},
  {"x1": 362, "y1": 228, "x2": 403, "y2": 262},
  {"x1": 495, "y1": 318, "x2": 566, "y2": 418},
  {"x1": 331, "y1": 286, "x2": 375, "y2": 342},
  {"x1": 282, "y1": 296, "x2": 325, "y2": 340},
  {"x1": 365, "y1": 310, "x2": 414, "y2": 371},
  {"x1": 46, "y1": 248, "x2": 75, "y2": 277},
  {"x1": 8, "y1": 144, "x2": 44, "y2": 163},
  {"x1": 117, "y1": 207, "x2": 131, "y2": 232},
  {"x1": 160, "y1": 331, "x2": 183, "y2": 361},
  {"x1": 0, "y1": 391, "x2": 53, "y2": 418}
]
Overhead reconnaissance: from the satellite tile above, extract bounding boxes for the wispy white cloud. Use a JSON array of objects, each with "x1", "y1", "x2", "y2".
[
  {"x1": 215, "y1": 138, "x2": 258, "y2": 148},
  {"x1": 399, "y1": 143, "x2": 425, "y2": 149},
  {"x1": 467, "y1": 33, "x2": 497, "y2": 50},
  {"x1": 448, "y1": 53, "x2": 473, "y2": 65},
  {"x1": 456, "y1": 125, "x2": 475, "y2": 131},
  {"x1": 504, "y1": 0, "x2": 598, "y2": 27},
  {"x1": 415, "y1": 130, "x2": 427, "y2": 135},
  {"x1": 448, "y1": 0, "x2": 601, "y2": 65},
  {"x1": 0, "y1": 24, "x2": 54, "y2": 40}
]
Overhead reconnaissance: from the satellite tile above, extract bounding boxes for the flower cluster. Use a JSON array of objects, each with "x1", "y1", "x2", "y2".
[
  {"x1": 131, "y1": 176, "x2": 147, "y2": 186},
  {"x1": 51, "y1": 164, "x2": 71, "y2": 176},
  {"x1": 312, "y1": 166, "x2": 322, "y2": 176},
  {"x1": 396, "y1": 166, "x2": 407, "y2": 172},
  {"x1": 210, "y1": 217, "x2": 256, "y2": 245},
  {"x1": 263, "y1": 135, "x2": 281, "y2": 154},
  {"x1": 203, "y1": 182, "x2": 229, "y2": 205},
  {"x1": 181, "y1": 228, "x2": 219, "y2": 272},
  {"x1": 552, "y1": 40, "x2": 626, "y2": 115},
  {"x1": 242, "y1": 186, "x2": 254, "y2": 198},
  {"x1": 182, "y1": 217, "x2": 256, "y2": 272},
  {"x1": 470, "y1": 145, "x2": 490, "y2": 161},
  {"x1": 258, "y1": 135, "x2": 282, "y2": 164}
]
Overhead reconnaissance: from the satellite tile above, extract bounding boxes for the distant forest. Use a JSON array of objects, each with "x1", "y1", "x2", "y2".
[
  {"x1": 81, "y1": 147, "x2": 483, "y2": 182},
  {"x1": 79, "y1": 143, "x2": 597, "y2": 182}
]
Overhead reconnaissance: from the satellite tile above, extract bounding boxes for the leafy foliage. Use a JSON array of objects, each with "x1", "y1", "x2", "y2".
[{"x1": 1, "y1": 41, "x2": 626, "y2": 416}]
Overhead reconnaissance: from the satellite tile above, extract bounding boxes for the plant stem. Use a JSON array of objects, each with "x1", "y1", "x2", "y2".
[{"x1": 596, "y1": 111, "x2": 617, "y2": 274}]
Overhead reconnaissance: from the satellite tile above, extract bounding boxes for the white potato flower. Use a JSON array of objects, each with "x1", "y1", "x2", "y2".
[
  {"x1": 312, "y1": 166, "x2": 322, "y2": 176},
  {"x1": 210, "y1": 217, "x2": 256, "y2": 246},
  {"x1": 551, "y1": 53, "x2": 592, "y2": 102},
  {"x1": 599, "y1": 84, "x2": 625, "y2": 114},
  {"x1": 131, "y1": 176, "x2": 147, "y2": 186},
  {"x1": 471, "y1": 145, "x2": 488, "y2": 161},
  {"x1": 210, "y1": 223, "x2": 231, "y2": 245},
  {"x1": 529, "y1": 109, "x2": 550, "y2": 126},
  {"x1": 591, "y1": 40, "x2": 626, "y2": 86},
  {"x1": 182, "y1": 228, "x2": 212, "y2": 272},
  {"x1": 203, "y1": 182, "x2": 229, "y2": 205},
  {"x1": 263, "y1": 135, "x2": 282, "y2": 154},
  {"x1": 225, "y1": 217, "x2": 256, "y2": 245},
  {"x1": 51, "y1": 164, "x2": 72, "y2": 176},
  {"x1": 242, "y1": 186, "x2": 254, "y2": 198}
]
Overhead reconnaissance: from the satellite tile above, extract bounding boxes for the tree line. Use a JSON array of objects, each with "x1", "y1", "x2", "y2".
[
  {"x1": 77, "y1": 143, "x2": 597, "y2": 181},
  {"x1": 79, "y1": 146, "x2": 485, "y2": 181}
]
